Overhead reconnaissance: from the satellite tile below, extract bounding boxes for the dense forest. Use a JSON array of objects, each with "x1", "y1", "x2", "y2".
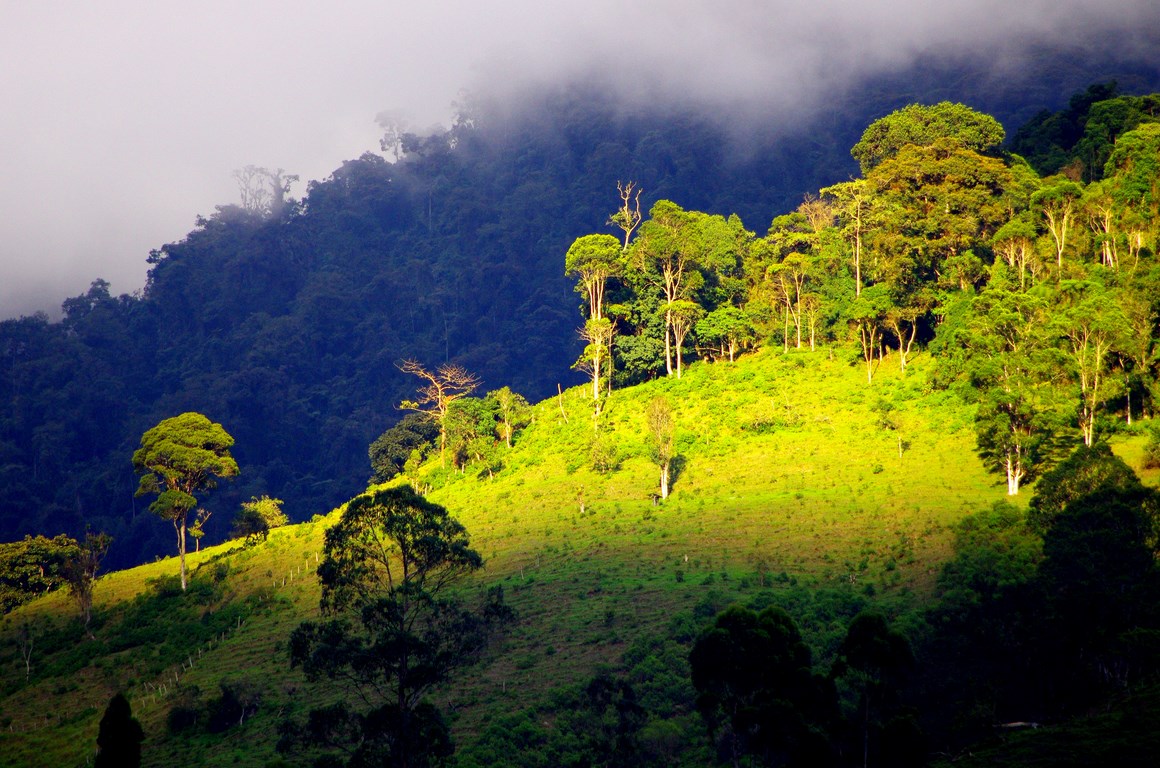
[{"x1": 1, "y1": 62, "x2": 1159, "y2": 577}]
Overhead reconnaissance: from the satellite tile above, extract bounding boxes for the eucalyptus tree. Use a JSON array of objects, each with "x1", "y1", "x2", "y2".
[
  {"x1": 566, "y1": 234, "x2": 623, "y2": 403},
  {"x1": 630, "y1": 201, "x2": 749, "y2": 377},
  {"x1": 1031, "y1": 179, "x2": 1084, "y2": 279},
  {"x1": 821, "y1": 179, "x2": 876, "y2": 298},
  {"x1": 565, "y1": 233, "x2": 623, "y2": 322},
  {"x1": 608, "y1": 180, "x2": 643, "y2": 249},
  {"x1": 991, "y1": 216, "x2": 1042, "y2": 291},
  {"x1": 488, "y1": 386, "x2": 531, "y2": 448},
  {"x1": 962, "y1": 287, "x2": 1062, "y2": 495},
  {"x1": 1053, "y1": 281, "x2": 1130, "y2": 447},
  {"x1": 631, "y1": 201, "x2": 701, "y2": 377}
]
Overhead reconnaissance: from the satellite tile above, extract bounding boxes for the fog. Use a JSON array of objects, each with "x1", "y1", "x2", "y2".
[{"x1": 2, "y1": 1, "x2": 1157, "y2": 318}]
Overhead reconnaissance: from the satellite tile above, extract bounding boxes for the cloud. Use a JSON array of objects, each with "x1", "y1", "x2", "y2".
[{"x1": 1, "y1": 1, "x2": 1157, "y2": 317}]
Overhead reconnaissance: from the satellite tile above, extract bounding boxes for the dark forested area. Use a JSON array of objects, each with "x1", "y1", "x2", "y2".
[{"x1": 2, "y1": 53, "x2": 1158, "y2": 569}]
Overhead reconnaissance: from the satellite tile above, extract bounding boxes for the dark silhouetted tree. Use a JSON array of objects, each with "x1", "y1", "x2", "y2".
[
  {"x1": 94, "y1": 692, "x2": 144, "y2": 768},
  {"x1": 286, "y1": 486, "x2": 510, "y2": 768}
]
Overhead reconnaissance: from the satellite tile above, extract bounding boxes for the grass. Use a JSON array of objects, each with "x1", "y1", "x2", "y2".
[{"x1": 0, "y1": 346, "x2": 1147, "y2": 767}]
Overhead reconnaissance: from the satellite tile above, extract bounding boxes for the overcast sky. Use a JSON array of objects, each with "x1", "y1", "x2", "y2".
[{"x1": 2, "y1": 1, "x2": 1157, "y2": 319}]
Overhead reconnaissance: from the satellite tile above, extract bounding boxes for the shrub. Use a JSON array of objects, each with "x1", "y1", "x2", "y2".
[{"x1": 1144, "y1": 426, "x2": 1160, "y2": 470}]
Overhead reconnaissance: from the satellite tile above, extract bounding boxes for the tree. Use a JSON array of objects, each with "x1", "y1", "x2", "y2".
[
  {"x1": 609, "y1": 180, "x2": 643, "y2": 249},
  {"x1": 566, "y1": 234, "x2": 623, "y2": 321},
  {"x1": 960, "y1": 288, "x2": 1062, "y2": 495},
  {"x1": 1053, "y1": 281, "x2": 1129, "y2": 447},
  {"x1": 575, "y1": 317, "x2": 616, "y2": 406},
  {"x1": 1028, "y1": 443, "x2": 1147, "y2": 535},
  {"x1": 188, "y1": 508, "x2": 212, "y2": 553},
  {"x1": 868, "y1": 139, "x2": 1013, "y2": 296},
  {"x1": 94, "y1": 692, "x2": 144, "y2": 768},
  {"x1": 487, "y1": 387, "x2": 531, "y2": 448},
  {"x1": 232, "y1": 496, "x2": 288, "y2": 543},
  {"x1": 645, "y1": 396, "x2": 676, "y2": 500},
  {"x1": 1031, "y1": 180, "x2": 1084, "y2": 279},
  {"x1": 0, "y1": 534, "x2": 76, "y2": 614},
  {"x1": 1037, "y1": 482, "x2": 1160, "y2": 705},
  {"x1": 370, "y1": 414, "x2": 440, "y2": 483},
  {"x1": 831, "y1": 613, "x2": 914, "y2": 768},
  {"x1": 667, "y1": 300, "x2": 704, "y2": 378},
  {"x1": 399, "y1": 360, "x2": 480, "y2": 468},
  {"x1": 443, "y1": 397, "x2": 499, "y2": 474},
  {"x1": 287, "y1": 486, "x2": 507, "y2": 768},
  {"x1": 132, "y1": 413, "x2": 239, "y2": 591},
  {"x1": 233, "y1": 165, "x2": 299, "y2": 217},
  {"x1": 690, "y1": 605, "x2": 835, "y2": 768},
  {"x1": 696, "y1": 305, "x2": 754, "y2": 362},
  {"x1": 851, "y1": 102, "x2": 1005, "y2": 174},
  {"x1": 63, "y1": 531, "x2": 111, "y2": 638},
  {"x1": 822, "y1": 179, "x2": 876, "y2": 298},
  {"x1": 630, "y1": 201, "x2": 708, "y2": 377},
  {"x1": 991, "y1": 216, "x2": 1041, "y2": 291},
  {"x1": 846, "y1": 285, "x2": 891, "y2": 384}
]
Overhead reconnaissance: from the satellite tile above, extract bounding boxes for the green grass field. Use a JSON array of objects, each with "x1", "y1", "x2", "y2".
[{"x1": 1, "y1": 346, "x2": 1149, "y2": 767}]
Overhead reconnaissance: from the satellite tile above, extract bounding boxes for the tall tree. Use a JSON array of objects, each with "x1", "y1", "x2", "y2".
[
  {"x1": 822, "y1": 179, "x2": 876, "y2": 298},
  {"x1": 0, "y1": 534, "x2": 76, "y2": 614},
  {"x1": 609, "y1": 180, "x2": 643, "y2": 250},
  {"x1": 369, "y1": 414, "x2": 441, "y2": 484},
  {"x1": 1053, "y1": 281, "x2": 1129, "y2": 447},
  {"x1": 960, "y1": 288, "x2": 1062, "y2": 494},
  {"x1": 565, "y1": 234, "x2": 623, "y2": 322},
  {"x1": 831, "y1": 613, "x2": 914, "y2": 768},
  {"x1": 691, "y1": 605, "x2": 835, "y2": 768},
  {"x1": 487, "y1": 387, "x2": 531, "y2": 448},
  {"x1": 631, "y1": 201, "x2": 705, "y2": 377},
  {"x1": 1031, "y1": 180, "x2": 1084, "y2": 279},
  {"x1": 868, "y1": 139, "x2": 1012, "y2": 295},
  {"x1": 287, "y1": 486, "x2": 506, "y2": 768},
  {"x1": 132, "y1": 413, "x2": 238, "y2": 591},
  {"x1": 991, "y1": 216, "x2": 1042, "y2": 291}
]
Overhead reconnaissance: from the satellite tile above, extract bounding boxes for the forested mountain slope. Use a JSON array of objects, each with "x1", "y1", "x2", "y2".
[{"x1": 2, "y1": 57, "x2": 1159, "y2": 571}]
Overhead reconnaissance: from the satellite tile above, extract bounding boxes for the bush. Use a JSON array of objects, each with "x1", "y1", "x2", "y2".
[
  {"x1": 232, "y1": 496, "x2": 288, "y2": 542},
  {"x1": 590, "y1": 435, "x2": 620, "y2": 473},
  {"x1": 1143, "y1": 426, "x2": 1160, "y2": 470}
]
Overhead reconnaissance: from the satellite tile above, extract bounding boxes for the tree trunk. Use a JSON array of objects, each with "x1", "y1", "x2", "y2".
[
  {"x1": 175, "y1": 517, "x2": 187, "y2": 591},
  {"x1": 664, "y1": 316, "x2": 673, "y2": 376},
  {"x1": 660, "y1": 461, "x2": 670, "y2": 500}
]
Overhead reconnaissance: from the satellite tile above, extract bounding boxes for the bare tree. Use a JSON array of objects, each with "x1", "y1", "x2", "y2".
[
  {"x1": 399, "y1": 360, "x2": 480, "y2": 467},
  {"x1": 18, "y1": 622, "x2": 33, "y2": 681},
  {"x1": 609, "y1": 180, "x2": 643, "y2": 249},
  {"x1": 232, "y1": 165, "x2": 298, "y2": 217}
]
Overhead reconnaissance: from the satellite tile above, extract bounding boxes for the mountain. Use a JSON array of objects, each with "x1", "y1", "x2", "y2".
[{"x1": 1, "y1": 51, "x2": 1158, "y2": 572}]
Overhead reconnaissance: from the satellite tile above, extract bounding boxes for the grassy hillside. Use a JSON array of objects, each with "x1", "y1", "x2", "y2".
[{"x1": 4, "y1": 346, "x2": 1145, "y2": 767}]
